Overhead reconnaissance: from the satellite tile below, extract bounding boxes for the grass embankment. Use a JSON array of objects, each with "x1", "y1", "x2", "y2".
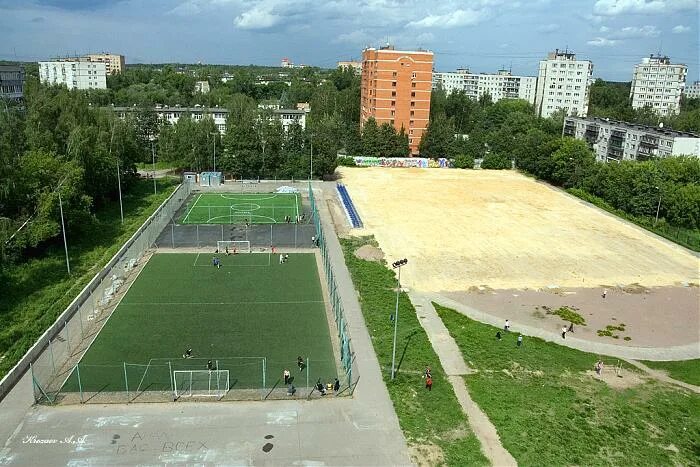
[
  {"x1": 436, "y1": 303, "x2": 700, "y2": 466},
  {"x1": 341, "y1": 236, "x2": 488, "y2": 466},
  {"x1": 568, "y1": 188, "x2": 700, "y2": 252},
  {"x1": 0, "y1": 179, "x2": 178, "y2": 379},
  {"x1": 640, "y1": 359, "x2": 700, "y2": 387}
]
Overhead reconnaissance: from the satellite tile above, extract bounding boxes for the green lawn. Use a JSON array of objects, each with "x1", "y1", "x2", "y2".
[
  {"x1": 180, "y1": 193, "x2": 302, "y2": 225},
  {"x1": 135, "y1": 161, "x2": 176, "y2": 171},
  {"x1": 436, "y1": 303, "x2": 700, "y2": 466},
  {"x1": 341, "y1": 236, "x2": 488, "y2": 466},
  {"x1": 640, "y1": 359, "x2": 700, "y2": 387},
  {"x1": 61, "y1": 252, "x2": 336, "y2": 394},
  {"x1": 0, "y1": 179, "x2": 178, "y2": 379}
]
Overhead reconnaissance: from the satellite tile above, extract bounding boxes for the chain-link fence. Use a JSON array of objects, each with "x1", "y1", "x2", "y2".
[
  {"x1": 154, "y1": 222, "x2": 318, "y2": 249},
  {"x1": 48, "y1": 355, "x2": 348, "y2": 404},
  {"x1": 30, "y1": 182, "x2": 192, "y2": 404},
  {"x1": 309, "y1": 183, "x2": 359, "y2": 395}
]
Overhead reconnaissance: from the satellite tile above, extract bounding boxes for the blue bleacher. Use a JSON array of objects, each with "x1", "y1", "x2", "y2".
[{"x1": 336, "y1": 183, "x2": 363, "y2": 228}]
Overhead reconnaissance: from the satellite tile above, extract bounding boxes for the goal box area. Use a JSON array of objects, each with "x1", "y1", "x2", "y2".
[
  {"x1": 217, "y1": 241, "x2": 251, "y2": 253},
  {"x1": 57, "y1": 252, "x2": 339, "y2": 401},
  {"x1": 181, "y1": 193, "x2": 302, "y2": 225},
  {"x1": 173, "y1": 370, "x2": 229, "y2": 398}
]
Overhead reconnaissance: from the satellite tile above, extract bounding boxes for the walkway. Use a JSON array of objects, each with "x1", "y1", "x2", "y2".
[
  {"x1": 429, "y1": 293, "x2": 700, "y2": 361},
  {"x1": 623, "y1": 359, "x2": 700, "y2": 394},
  {"x1": 410, "y1": 293, "x2": 517, "y2": 467}
]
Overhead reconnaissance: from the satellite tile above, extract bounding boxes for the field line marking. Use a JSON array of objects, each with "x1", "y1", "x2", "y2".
[
  {"x1": 193, "y1": 252, "x2": 201, "y2": 266},
  {"x1": 295, "y1": 193, "x2": 300, "y2": 221},
  {"x1": 182, "y1": 193, "x2": 202, "y2": 223},
  {"x1": 120, "y1": 300, "x2": 325, "y2": 305},
  {"x1": 56, "y1": 254, "x2": 153, "y2": 392}
]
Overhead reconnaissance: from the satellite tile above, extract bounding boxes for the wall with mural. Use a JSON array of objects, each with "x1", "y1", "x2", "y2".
[{"x1": 352, "y1": 157, "x2": 453, "y2": 168}]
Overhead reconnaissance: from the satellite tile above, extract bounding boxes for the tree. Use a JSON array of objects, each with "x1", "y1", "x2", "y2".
[
  {"x1": 361, "y1": 117, "x2": 380, "y2": 157},
  {"x1": 550, "y1": 138, "x2": 596, "y2": 187},
  {"x1": 453, "y1": 154, "x2": 474, "y2": 169},
  {"x1": 419, "y1": 114, "x2": 456, "y2": 158},
  {"x1": 481, "y1": 153, "x2": 511, "y2": 170}
]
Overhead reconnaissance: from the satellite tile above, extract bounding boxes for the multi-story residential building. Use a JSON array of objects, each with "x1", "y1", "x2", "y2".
[
  {"x1": 432, "y1": 68, "x2": 537, "y2": 104},
  {"x1": 0, "y1": 64, "x2": 25, "y2": 101},
  {"x1": 110, "y1": 105, "x2": 229, "y2": 133},
  {"x1": 361, "y1": 45, "x2": 433, "y2": 155},
  {"x1": 630, "y1": 55, "x2": 686, "y2": 116},
  {"x1": 84, "y1": 53, "x2": 125, "y2": 75},
  {"x1": 194, "y1": 80, "x2": 210, "y2": 94},
  {"x1": 272, "y1": 108, "x2": 309, "y2": 131},
  {"x1": 563, "y1": 116, "x2": 699, "y2": 162},
  {"x1": 683, "y1": 80, "x2": 700, "y2": 99},
  {"x1": 337, "y1": 60, "x2": 362, "y2": 75},
  {"x1": 534, "y1": 49, "x2": 593, "y2": 118},
  {"x1": 39, "y1": 59, "x2": 107, "y2": 90}
]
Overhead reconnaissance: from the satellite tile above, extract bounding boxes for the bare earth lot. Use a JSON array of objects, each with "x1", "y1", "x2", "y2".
[{"x1": 339, "y1": 168, "x2": 700, "y2": 347}]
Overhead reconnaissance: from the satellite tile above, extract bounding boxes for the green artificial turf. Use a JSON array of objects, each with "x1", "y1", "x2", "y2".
[
  {"x1": 61, "y1": 252, "x2": 337, "y2": 394},
  {"x1": 640, "y1": 359, "x2": 700, "y2": 387},
  {"x1": 180, "y1": 192, "x2": 302, "y2": 224},
  {"x1": 435, "y1": 303, "x2": 700, "y2": 466}
]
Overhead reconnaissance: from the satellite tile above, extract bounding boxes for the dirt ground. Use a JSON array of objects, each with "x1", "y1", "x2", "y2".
[
  {"x1": 338, "y1": 168, "x2": 700, "y2": 347},
  {"x1": 442, "y1": 286, "x2": 699, "y2": 346}
]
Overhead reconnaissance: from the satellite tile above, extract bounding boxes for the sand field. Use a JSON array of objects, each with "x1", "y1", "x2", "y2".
[{"x1": 339, "y1": 168, "x2": 698, "y2": 291}]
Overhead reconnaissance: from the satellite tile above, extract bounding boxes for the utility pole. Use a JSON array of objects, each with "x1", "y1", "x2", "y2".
[
  {"x1": 151, "y1": 141, "x2": 157, "y2": 194},
  {"x1": 116, "y1": 160, "x2": 124, "y2": 224},
  {"x1": 390, "y1": 258, "x2": 408, "y2": 380},
  {"x1": 58, "y1": 191, "x2": 71, "y2": 275}
]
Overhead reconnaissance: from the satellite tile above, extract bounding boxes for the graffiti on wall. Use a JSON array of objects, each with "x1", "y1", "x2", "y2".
[{"x1": 352, "y1": 157, "x2": 452, "y2": 168}]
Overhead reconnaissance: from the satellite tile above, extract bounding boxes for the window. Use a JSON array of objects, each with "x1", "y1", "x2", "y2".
[
  {"x1": 412, "y1": 82, "x2": 416, "y2": 88},
  {"x1": 411, "y1": 92, "x2": 416, "y2": 97},
  {"x1": 392, "y1": 81, "x2": 396, "y2": 87},
  {"x1": 390, "y1": 119, "x2": 394, "y2": 125},
  {"x1": 410, "y1": 110, "x2": 415, "y2": 116},
  {"x1": 392, "y1": 71, "x2": 397, "y2": 77},
  {"x1": 391, "y1": 100, "x2": 395, "y2": 106},
  {"x1": 410, "y1": 101, "x2": 415, "y2": 107},
  {"x1": 391, "y1": 91, "x2": 396, "y2": 97}
]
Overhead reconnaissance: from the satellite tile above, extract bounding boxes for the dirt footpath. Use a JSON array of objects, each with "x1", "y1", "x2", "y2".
[{"x1": 339, "y1": 168, "x2": 698, "y2": 291}]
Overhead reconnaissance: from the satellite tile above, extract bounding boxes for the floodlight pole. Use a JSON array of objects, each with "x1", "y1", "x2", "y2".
[
  {"x1": 58, "y1": 191, "x2": 71, "y2": 275},
  {"x1": 390, "y1": 259, "x2": 407, "y2": 380},
  {"x1": 116, "y1": 160, "x2": 124, "y2": 224},
  {"x1": 151, "y1": 141, "x2": 157, "y2": 195},
  {"x1": 654, "y1": 186, "x2": 662, "y2": 226},
  {"x1": 210, "y1": 132, "x2": 218, "y2": 173},
  {"x1": 310, "y1": 138, "x2": 313, "y2": 181}
]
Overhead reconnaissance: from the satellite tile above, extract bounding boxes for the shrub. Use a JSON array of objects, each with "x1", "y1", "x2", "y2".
[
  {"x1": 481, "y1": 153, "x2": 511, "y2": 170},
  {"x1": 453, "y1": 154, "x2": 475, "y2": 169},
  {"x1": 337, "y1": 156, "x2": 357, "y2": 167}
]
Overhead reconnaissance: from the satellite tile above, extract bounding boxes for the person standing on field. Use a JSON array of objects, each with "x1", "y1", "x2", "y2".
[
  {"x1": 504, "y1": 319, "x2": 510, "y2": 332},
  {"x1": 561, "y1": 326, "x2": 567, "y2": 339},
  {"x1": 517, "y1": 334, "x2": 523, "y2": 348},
  {"x1": 283, "y1": 369, "x2": 291, "y2": 385}
]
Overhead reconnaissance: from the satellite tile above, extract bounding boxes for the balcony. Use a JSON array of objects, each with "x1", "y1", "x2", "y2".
[
  {"x1": 640, "y1": 135, "x2": 659, "y2": 145},
  {"x1": 607, "y1": 147, "x2": 623, "y2": 159}
]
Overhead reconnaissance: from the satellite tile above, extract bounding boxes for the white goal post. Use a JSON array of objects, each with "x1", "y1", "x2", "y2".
[
  {"x1": 173, "y1": 370, "x2": 230, "y2": 398},
  {"x1": 217, "y1": 240, "x2": 251, "y2": 253}
]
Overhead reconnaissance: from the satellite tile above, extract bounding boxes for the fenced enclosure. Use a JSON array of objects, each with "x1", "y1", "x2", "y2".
[
  {"x1": 28, "y1": 182, "x2": 192, "y2": 404},
  {"x1": 309, "y1": 183, "x2": 358, "y2": 392},
  {"x1": 155, "y1": 223, "x2": 317, "y2": 250},
  {"x1": 180, "y1": 192, "x2": 303, "y2": 225}
]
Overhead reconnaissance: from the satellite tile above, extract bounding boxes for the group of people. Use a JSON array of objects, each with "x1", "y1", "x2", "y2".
[
  {"x1": 279, "y1": 253, "x2": 290, "y2": 264},
  {"x1": 496, "y1": 320, "x2": 524, "y2": 347},
  {"x1": 282, "y1": 357, "x2": 340, "y2": 396}
]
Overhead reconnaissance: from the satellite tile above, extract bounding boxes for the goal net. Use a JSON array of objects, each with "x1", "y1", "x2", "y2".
[
  {"x1": 173, "y1": 370, "x2": 230, "y2": 398},
  {"x1": 217, "y1": 240, "x2": 251, "y2": 253}
]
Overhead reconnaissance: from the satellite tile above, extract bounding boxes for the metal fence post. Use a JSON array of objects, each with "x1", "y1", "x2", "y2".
[
  {"x1": 270, "y1": 224, "x2": 273, "y2": 246},
  {"x1": 306, "y1": 358, "x2": 309, "y2": 389},
  {"x1": 78, "y1": 304, "x2": 84, "y2": 339},
  {"x1": 168, "y1": 361, "x2": 174, "y2": 400},
  {"x1": 123, "y1": 362, "x2": 129, "y2": 400},
  {"x1": 64, "y1": 321, "x2": 70, "y2": 352},
  {"x1": 48, "y1": 339, "x2": 56, "y2": 373},
  {"x1": 76, "y1": 364, "x2": 84, "y2": 403},
  {"x1": 196, "y1": 225, "x2": 199, "y2": 246},
  {"x1": 171, "y1": 223, "x2": 175, "y2": 248},
  {"x1": 221, "y1": 224, "x2": 224, "y2": 241},
  {"x1": 294, "y1": 224, "x2": 297, "y2": 247}
]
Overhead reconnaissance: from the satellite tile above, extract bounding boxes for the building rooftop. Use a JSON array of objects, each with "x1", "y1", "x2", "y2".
[
  {"x1": 109, "y1": 105, "x2": 229, "y2": 113},
  {"x1": 567, "y1": 116, "x2": 700, "y2": 139}
]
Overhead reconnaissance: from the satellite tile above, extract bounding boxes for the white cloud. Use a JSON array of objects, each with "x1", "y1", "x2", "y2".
[
  {"x1": 334, "y1": 29, "x2": 373, "y2": 44},
  {"x1": 599, "y1": 25, "x2": 610, "y2": 32},
  {"x1": 537, "y1": 23, "x2": 560, "y2": 33},
  {"x1": 234, "y1": 8, "x2": 281, "y2": 29},
  {"x1": 406, "y1": 9, "x2": 486, "y2": 29},
  {"x1": 415, "y1": 32, "x2": 435, "y2": 43},
  {"x1": 672, "y1": 25, "x2": 690, "y2": 34},
  {"x1": 587, "y1": 37, "x2": 619, "y2": 47},
  {"x1": 593, "y1": 0, "x2": 697, "y2": 16},
  {"x1": 609, "y1": 25, "x2": 660, "y2": 38}
]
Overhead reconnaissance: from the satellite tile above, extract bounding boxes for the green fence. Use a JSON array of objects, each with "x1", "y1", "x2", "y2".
[
  {"x1": 309, "y1": 183, "x2": 358, "y2": 393},
  {"x1": 39, "y1": 355, "x2": 343, "y2": 404}
]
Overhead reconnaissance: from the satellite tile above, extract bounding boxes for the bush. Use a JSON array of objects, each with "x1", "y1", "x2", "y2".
[
  {"x1": 480, "y1": 153, "x2": 511, "y2": 170},
  {"x1": 337, "y1": 156, "x2": 356, "y2": 167},
  {"x1": 453, "y1": 154, "x2": 475, "y2": 169}
]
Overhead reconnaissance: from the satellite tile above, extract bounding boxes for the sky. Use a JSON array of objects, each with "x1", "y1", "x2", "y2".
[{"x1": 0, "y1": 0, "x2": 698, "y2": 82}]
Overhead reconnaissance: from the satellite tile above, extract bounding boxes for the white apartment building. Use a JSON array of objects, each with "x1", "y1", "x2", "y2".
[
  {"x1": 432, "y1": 68, "x2": 536, "y2": 104},
  {"x1": 337, "y1": 60, "x2": 362, "y2": 75},
  {"x1": 110, "y1": 105, "x2": 229, "y2": 133},
  {"x1": 534, "y1": 49, "x2": 593, "y2": 118},
  {"x1": 271, "y1": 108, "x2": 308, "y2": 131},
  {"x1": 39, "y1": 60, "x2": 107, "y2": 90},
  {"x1": 563, "y1": 116, "x2": 699, "y2": 162},
  {"x1": 194, "y1": 80, "x2": 210, "y2": 94},
  {"x1": 683, "y1": 80, "x2": 700, "y2": 100},
  {"x1": 84, "y1": 53, "x2": 125, "y2": 75},
  {"x1": 630, "y1": 55, "x2": 687, "y2": 116},
  {"x1": 684, "y1": 81, "x2": 700, "y2": 100}
]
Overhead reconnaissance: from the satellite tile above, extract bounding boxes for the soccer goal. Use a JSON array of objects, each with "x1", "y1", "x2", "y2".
[
  {"x1": 173, "y1": 370, "x2": 230, "y2": 398},
  {"x1": 217, "y1": 240, "x2": 251, "y2": 253}
]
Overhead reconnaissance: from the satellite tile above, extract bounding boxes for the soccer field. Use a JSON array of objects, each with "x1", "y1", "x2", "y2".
[
  {"x1": 61, "y1": 252, "x2": 337, "y2": 397},
  {"x1": 181, "y1": 193, "x2": 302, "y2": 224}
]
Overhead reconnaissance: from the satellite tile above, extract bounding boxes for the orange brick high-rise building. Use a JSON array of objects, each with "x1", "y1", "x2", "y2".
[{"x1": 361, "y1": 45, "x2": 433, "y2": 155}]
